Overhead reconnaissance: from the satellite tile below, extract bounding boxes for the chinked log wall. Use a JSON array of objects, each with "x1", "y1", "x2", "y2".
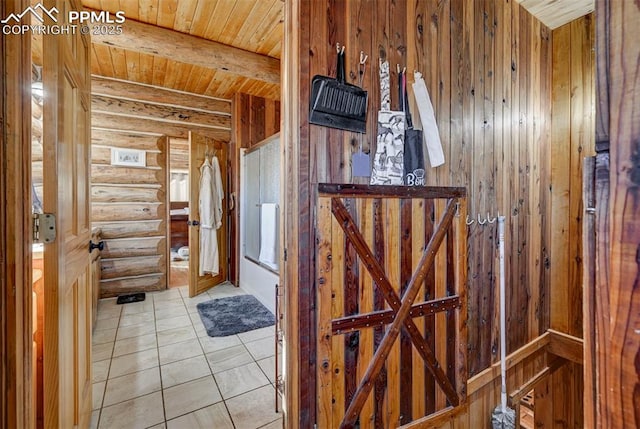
[
  {"x1": 282, "y1": 0, "x2": 594, "y2": 427},
  {"x1": 90, "y1": 76, "x2": 232, "y2": 297}
]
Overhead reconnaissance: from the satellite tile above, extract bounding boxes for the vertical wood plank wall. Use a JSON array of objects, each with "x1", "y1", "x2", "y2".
[
  {"x1": 283, "y1": 0, "x2": 594, "y2": 427},
  {"x1": 547, "y1": 14, "x2": 595, "y2": 429},
  {"x1": 230, "y1": 93, "x2": 281, "y2": 284},
  {"x1": 550, "y1": 15, "x2": 595, "y2": 340}
]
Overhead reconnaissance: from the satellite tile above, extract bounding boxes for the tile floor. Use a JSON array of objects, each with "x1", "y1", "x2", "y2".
[{"x1": 91, "y1": 283, "x2": 283, "y2": 429}]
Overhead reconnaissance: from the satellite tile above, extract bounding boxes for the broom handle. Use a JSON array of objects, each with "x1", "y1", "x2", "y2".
[{"x1": 498, "y1": 216, "x2": 507, "y2": 412}]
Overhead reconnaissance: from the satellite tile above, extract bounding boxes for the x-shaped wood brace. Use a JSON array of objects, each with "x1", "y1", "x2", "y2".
[{"x1": 330, "y1": 197, "x2": 459, "y2": 428}]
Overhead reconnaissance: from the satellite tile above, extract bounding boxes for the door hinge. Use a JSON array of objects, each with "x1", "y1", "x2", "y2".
[
  {"x1": 33, "y1": 213, "x2": 56, "y2": 244},
  {"x1": 283, "y1": 248, "x2": 287, "y2": 262}
]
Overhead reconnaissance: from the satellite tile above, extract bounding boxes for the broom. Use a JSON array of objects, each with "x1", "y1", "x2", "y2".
[{"x1": 491, "y1": 216, "x2": 516, "y2": 428}]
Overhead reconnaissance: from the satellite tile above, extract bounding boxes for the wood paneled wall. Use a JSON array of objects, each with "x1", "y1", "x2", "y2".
[
  {"x1": 92, "y1": 132, "x2": 169, "y2": 297},
  {"x1": 233, "y1": 93, "x2": 281, "y2": 149},
  {"x1": 550, "y1": 14, "x2": 595, "y2": 339},
  {"x1": 410, "y1": 0, "x2": 554, "y2": 371},
  {"x1": 546, "y1": 15, "x2": 595, "y2": 429},
  {"x1": 282, "y1": 0, "x2": 594, "y2": 427},
  {"x1": 230, "y1": 93, "x2": 281, "y2": 284}
]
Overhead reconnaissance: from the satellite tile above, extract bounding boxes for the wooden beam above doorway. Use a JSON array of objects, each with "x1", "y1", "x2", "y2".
[
  {"x1": 92, "y1": 76, "x2": 232, "y2": 115},
  {"x1": 92, "y1": 111, "x2": 230, "y2": 141},
  {"x1": 90, "y1": 14, "x2": 281, "y2": 85}
]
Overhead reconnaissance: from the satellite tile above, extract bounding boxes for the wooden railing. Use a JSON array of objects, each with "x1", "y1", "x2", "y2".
[{"x1": 315, "y1": 184, "x2": 468, "y2": 428}]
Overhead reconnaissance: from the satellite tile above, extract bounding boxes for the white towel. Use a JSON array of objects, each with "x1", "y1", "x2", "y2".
[
  {"x1": 258, "y1": 203, "x2": 278, "y2": 270},
  {"x1": 412, "y1": 71, "x2": 445, "y2": 167}
]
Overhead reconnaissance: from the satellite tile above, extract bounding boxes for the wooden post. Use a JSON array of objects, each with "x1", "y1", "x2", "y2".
[
  {"x1": 593, "y1": 0, "x2": 640, "y2": 427},
  {"x1": 582, "y1": 157, "x2": 597, "y2": 428}
]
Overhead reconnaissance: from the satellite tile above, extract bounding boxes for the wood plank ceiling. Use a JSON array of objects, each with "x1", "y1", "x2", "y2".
[
  {"x1": 79, "y1": 0, "x2": 283, "y2": 100},
  {"x1": 515, "y1": 0, "x2": 594, "y2": 29}
]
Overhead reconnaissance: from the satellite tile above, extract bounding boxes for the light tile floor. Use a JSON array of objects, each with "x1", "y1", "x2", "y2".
[{"x1": 91, "y1": 283, "x2": 283, "y2": 429}]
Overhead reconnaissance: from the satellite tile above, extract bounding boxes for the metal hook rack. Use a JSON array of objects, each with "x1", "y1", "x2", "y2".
[{"x1": 465, "y1": 210, "x2": 518, "y2": 226}]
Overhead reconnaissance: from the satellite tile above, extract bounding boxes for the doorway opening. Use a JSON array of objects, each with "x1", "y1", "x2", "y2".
[{"x1": 168, "y1": 137, "x2": 190, "y2": 289}]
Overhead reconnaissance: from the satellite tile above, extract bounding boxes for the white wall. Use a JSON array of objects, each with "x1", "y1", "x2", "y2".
[
  {"x1": 239, "y1": 148, "x2": 278, "y2": 314},
  {"x1": 239, "y1": 257, "x2": 278, "y2": 314}
]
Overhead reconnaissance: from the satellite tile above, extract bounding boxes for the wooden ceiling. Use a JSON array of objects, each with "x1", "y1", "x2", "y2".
[
  {"x1": 81, "y1": 0, "x2": 283, "y2": 100},
  {"x1": 516, "y1": 0, "x2": 594, "y2": 29},
  {"x1": 31, "y1": 0, "x2": 593, "y2": 100}
]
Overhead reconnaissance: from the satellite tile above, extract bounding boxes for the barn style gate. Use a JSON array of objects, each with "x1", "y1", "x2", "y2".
[{"x1": 315, "y1": 184, "x2": 468, "y2": 428}]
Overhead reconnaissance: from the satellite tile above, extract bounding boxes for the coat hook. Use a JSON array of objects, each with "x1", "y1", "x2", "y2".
[
  {"x1": 477, "y1": 213, "x2": 487, "y2": 225},
  {"x1": 466, "y1": 215, "x2": 475, "y2": 225},
  {"x1": 359, "y1": 51, "x2": 368, "y2": 65},
  {"x1": 487, "y1": 212, "x2": 497, "y2": 223}
]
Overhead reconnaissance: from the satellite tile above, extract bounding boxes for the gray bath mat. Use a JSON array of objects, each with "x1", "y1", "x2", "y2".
[{"x1": 196, "y1": 294, "x2": 275, "y2": 337}]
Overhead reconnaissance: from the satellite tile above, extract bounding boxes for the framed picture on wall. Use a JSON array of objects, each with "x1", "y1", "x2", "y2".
[{"x1": 111, "y1": 148, "x2": 146, "y2": 167}]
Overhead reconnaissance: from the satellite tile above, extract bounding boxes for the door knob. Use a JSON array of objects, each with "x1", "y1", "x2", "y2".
[
  {"x1": 88, "y1": 240, "x2": 104, "y2": 253},
  {"x1": 187, "y1": 220, "x2": 200, "y2": 226}
]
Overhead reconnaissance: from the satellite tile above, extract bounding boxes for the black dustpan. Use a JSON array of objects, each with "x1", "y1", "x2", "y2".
[{"x1": 310, "y1": 46, "x2": 368, "y2": 133}]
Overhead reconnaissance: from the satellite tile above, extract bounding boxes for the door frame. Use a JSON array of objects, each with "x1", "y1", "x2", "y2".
[{"x1": 1, "y1": 0, "x2": 34, "y2": 428}]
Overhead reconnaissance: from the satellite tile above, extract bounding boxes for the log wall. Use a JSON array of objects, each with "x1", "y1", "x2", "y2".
[
  {"x1": 282, "y1": 0, "x2": 594, "y2": 427},
  {"x1": 90, "y1": 78, "x2": 232, "y2": 297},
  {"x1": 92, "y1": 132, "x2": 169, "y2": 297}
]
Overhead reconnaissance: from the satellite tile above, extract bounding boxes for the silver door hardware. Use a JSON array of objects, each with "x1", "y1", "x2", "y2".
[{"x1": 33, "y1": 213, "x2": 56, "y2": 243}]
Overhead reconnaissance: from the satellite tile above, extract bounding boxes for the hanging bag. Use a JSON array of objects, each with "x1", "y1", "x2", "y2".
[
  {"x1": 401, "y1": 70, "x2": 426, "y2": 186},
  {"x1": 370, "y1": 60, "x2": 405, "y2": 185},
  {"x1": 412, "y1": 71, "x2": 445, "y2": 167}
]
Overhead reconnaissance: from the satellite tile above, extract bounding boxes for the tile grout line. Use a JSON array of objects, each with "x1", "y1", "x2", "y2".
[
  {"x1": 153, "y1": 292, "x2": 170, "y2": 428},
  {"x1": 95, "y1": 288, "x2": 281, "y2": 429},
  {"x1": 190, "y1": 288, "x2": 239, "y2": 429},
  {"x1": 94, "y1": 299, "x2": 123, "y2": 429}
]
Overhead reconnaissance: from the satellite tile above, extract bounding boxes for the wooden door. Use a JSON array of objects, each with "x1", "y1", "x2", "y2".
[
  {"x1": 42, "y1": 1, "x2": 92, "y2": 427},
  {"x1": 189, "y1": 132, "x2": 228, "y2": 297}
]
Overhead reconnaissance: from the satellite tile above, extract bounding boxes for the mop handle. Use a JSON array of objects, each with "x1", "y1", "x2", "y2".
[{"x1": 498, "y1": 216, "x2": 507, "y2": 412}]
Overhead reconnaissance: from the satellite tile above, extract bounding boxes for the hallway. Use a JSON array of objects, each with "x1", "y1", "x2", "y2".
[{"x1": 91, "y1": 283, "x2": 282, "y2": 429}]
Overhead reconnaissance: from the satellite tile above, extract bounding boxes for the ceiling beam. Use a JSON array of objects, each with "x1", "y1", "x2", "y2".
[
  {"x1": 92, "y1": 112, "x2": 231, "y2": 142},
  {"x1": 91, "y1": 95, "x2": 231, "y2": 130},
  {"x1": 92, "y1": 76, "x2": 232, "y2": 115},
  {"x1": 90, "y1": 15, "x2": 281, "y2": 85}
]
